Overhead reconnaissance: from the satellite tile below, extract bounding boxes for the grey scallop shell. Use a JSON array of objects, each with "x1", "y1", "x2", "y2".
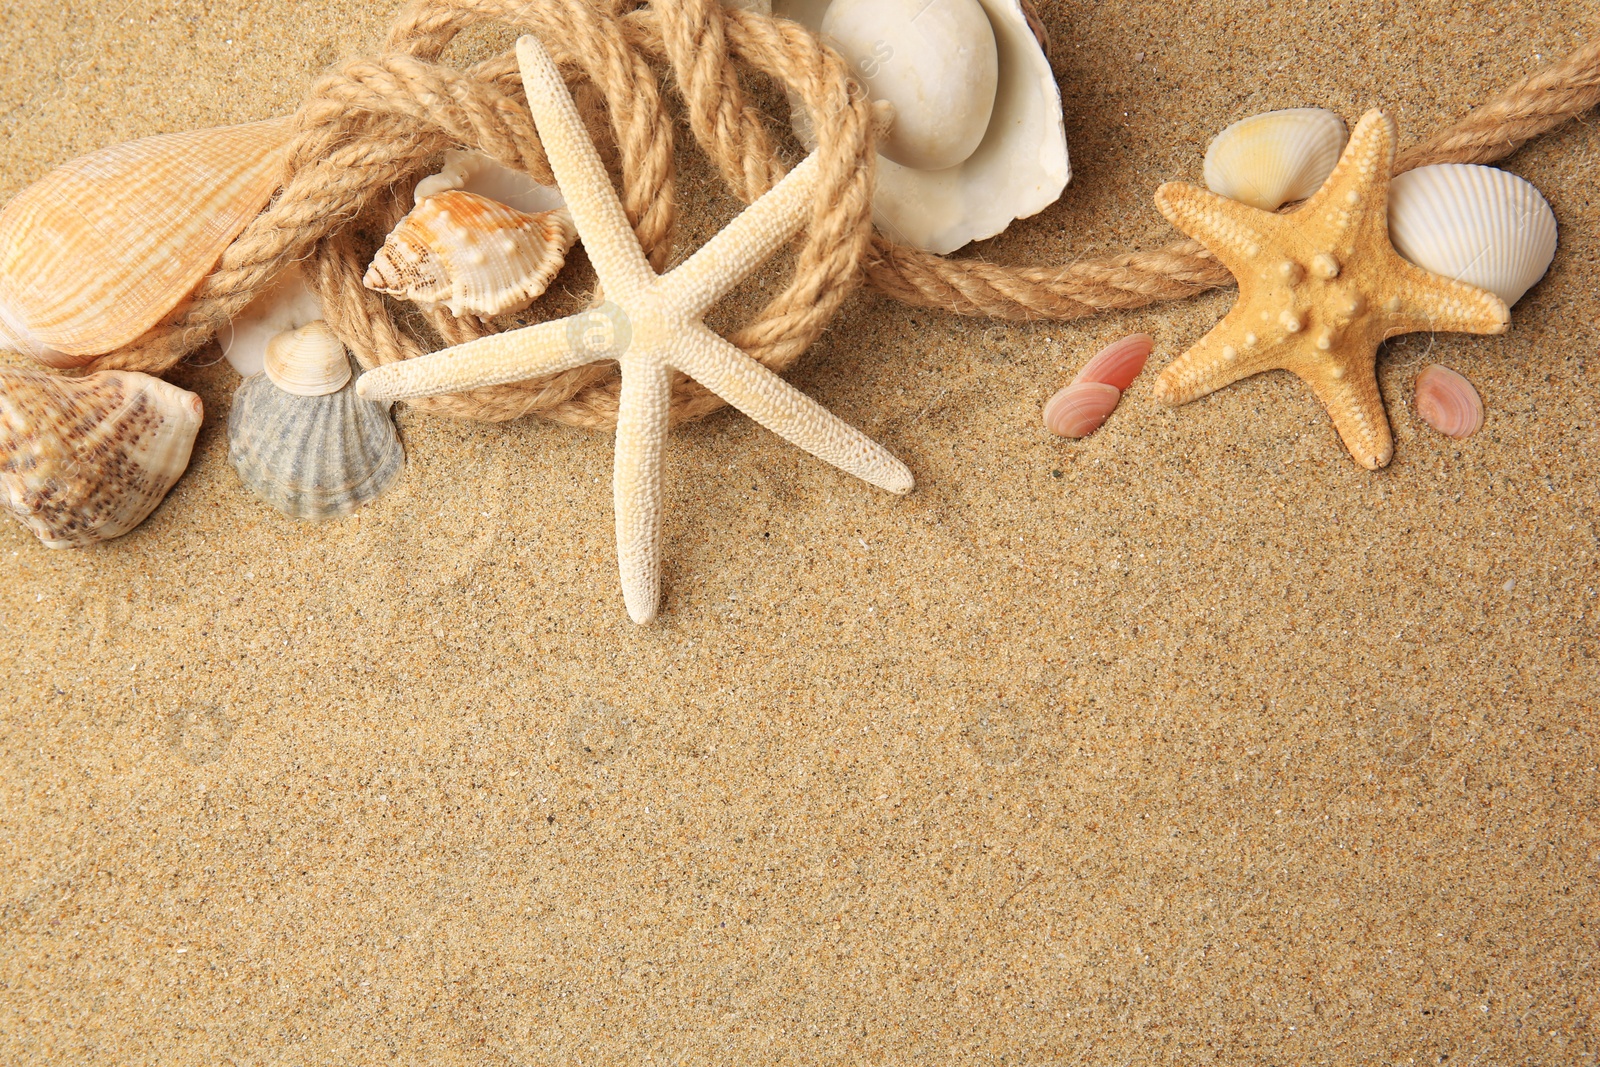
[{"x1": 227, "y1": 357, "x2": 403, "y2": 520}]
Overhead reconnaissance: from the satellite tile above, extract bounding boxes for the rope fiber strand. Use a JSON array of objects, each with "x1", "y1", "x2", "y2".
[{"x1": 85, "y1": 3, "x2": 1600, "y2": 429}]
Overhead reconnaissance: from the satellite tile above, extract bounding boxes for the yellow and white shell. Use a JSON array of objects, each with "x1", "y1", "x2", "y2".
[
  {"x1": 363, "y1": 190, "x2": 578, "y2": 317},
  {"x1": 0, "y1": 118, "x2": 295, "y2": 366},
  {"x1": 0, "y1": 367, "x2": 203, "y2": 547},
  {"x1": 1203, "y1": 108, "x2": 1348, "y2": 211},
  {"x1": 1388, "y1": 164, "x2": 1558, "y2": 307},
  {"x1": 228, "y1": 324, "x2": 403, "y2": 521},
  {"x1": 263, "y1": 320, "x2": 351, "y2": 396}
]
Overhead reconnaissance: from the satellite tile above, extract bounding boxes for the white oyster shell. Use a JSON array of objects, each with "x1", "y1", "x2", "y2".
[
  {"x1": 228, "y1": 354, "x2": 403, "y2": 521},
  {"x1": 1388, "y1": 163, "x2": 1558, "y2": 308},
  {"x1": 776, "y1": 0, "x2": 1069, "y2": 255},
  {"x1": 1203, "y1": 108, "x2": 1347, "y2": 211}
]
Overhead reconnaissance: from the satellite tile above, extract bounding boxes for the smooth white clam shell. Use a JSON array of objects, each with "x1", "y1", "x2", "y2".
[
  {"x1": 221, "y1": 263, "x2": 324, "y2": 378},
  {"x1": 1388, "y1": 164, "x2": 1558, "y2": 307},
  {"x1": 1203, "y1": 108, "x2": 1347, "y2": 211},
  {"x1": 777, "y1": 0, "x2": 1069, "y2": 255},
  {"x1": 263, "y1": 321, "x2": 352, "y2": 397}
]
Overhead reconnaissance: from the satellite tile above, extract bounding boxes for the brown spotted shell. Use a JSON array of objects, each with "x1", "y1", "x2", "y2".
[{"x1": 0, "y1": 367, "x2": 203, "y2": 547}]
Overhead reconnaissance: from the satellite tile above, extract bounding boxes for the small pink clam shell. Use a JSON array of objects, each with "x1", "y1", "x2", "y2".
[
  {"x1": 1044, "y1": 380, "x2": 1122, "y2": 438},
  {"x1": 1072, "y1": 333, "x2": 1154, "y2": 391},
  {"x1": 1415, "y1": 364, "x2": 1484, "y2": 439}
]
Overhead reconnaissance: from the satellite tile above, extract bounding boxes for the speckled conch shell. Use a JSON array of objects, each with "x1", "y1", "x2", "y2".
[
  {"x1": 776, "y1": 0, "x2": 1069, "y2": 254},
  {"x1": 0, "y1": 118, "x2": 295, "y2": 367},
  {"x1": 1388, "y1": 164, "x2": 1558, "y2": 307},
  {"x1": 364, "y1": 190, "x2": 578, "y2": 317},
  {"x1": 1414, "y1": 364, "x2": 1483, "y2": 439},
  {"x1": 0, "y1": 367, "x2": 203, "y2": 547},
  {"x1": 1203, "y1": 108, "x2": 1348, "y2": 211},
  {"x1": 228, "y1": 322, "x2": 403, "y2": 520}
]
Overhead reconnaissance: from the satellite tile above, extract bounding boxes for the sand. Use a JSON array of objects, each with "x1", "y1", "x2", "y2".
[{"x1": 2, "y1": 1, "x2": 1597, "y2": 1062}]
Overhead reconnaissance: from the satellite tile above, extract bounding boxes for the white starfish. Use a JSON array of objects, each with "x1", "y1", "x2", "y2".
[{"x1": 357, "y1": 36, "x2": 913, "y2": 624}]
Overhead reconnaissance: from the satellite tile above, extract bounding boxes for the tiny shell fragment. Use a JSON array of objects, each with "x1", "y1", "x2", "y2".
[
  {"x1": 1414, "y1": 364, "x2": 1483, "y2": 439},
  {"x1": 1044, "y1": 380, "x2": 1122, "y2": 438},
  {"x1": 1072, "y1": 333, "x2": 1153, "y2": 391}
]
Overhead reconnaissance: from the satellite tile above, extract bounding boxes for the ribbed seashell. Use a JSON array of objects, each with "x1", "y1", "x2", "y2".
[
  {"x1": 1203, "y1": 108, "x2": 1348, "y2": 211},
  {"x1": 1072, "y1": 333, "x2": 1153, "y2": 391},
  {"x1": 228, "y1": 337, "x2": 403, "y2": 521},
  {"x1": 0, "y1": 367, "x2": 203, "y2": 547},
  {"x1": 263, "y1": 321, "x2": 351, "y2": 396},
  {"x1": 0, "y1": 118, "x2": 295, "y2": 367},
  {"x1": 1414, "y1": 364, "x2": 1483, "y2": 439},
  {"x1": 364, "y1": 191, "x2": 578, "y2": 317},
  {"x1": 1388, "y1": 164, "x2": 1558, "y2": 307},
  {"x1": 1043, "y1": 380, "x2": 1122, "y2": 438}
]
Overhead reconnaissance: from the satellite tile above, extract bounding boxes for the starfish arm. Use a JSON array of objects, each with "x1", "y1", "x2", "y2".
[
  {"x1": 613, "y1": 358, "x2": 670, "y2": 624},
  {"x1": 355, "y1": 319, "x2": 592, "y2": 402},
  {"x1": 1384, "y1": 260, "x2": 1511, "y2": 338},
  {"x1": 1303, "y1": 364, "x2": 1394, "y2": 470},
  {"x1": 671, "y1": 327, "x2": 913, "y2": 495},
  {"x1": 1153, "y1": 307, "x2": 1290, "y2": 405},
  {"x1": 655, "y1": 153, "x2": 821, "y2": 320},
  {"x1": 1300, "y1": 109, "x2": 1394, "y2": 245},
  {"x1": 1154, "y1": 183, "x2": 1288, "y2": 277},
  {"x1": 517, "y1": 35, "x2": 655, "y2": 300}
]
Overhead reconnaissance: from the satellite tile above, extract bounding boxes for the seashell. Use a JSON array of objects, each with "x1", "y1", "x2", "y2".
[
  {"x1": 0, "y1": 118, "x2": 295, "y2": 367},
  {"x1": 263, "y1": 320, "x2": 351, "y2": 396},
  {"x1": 822, "y1": 0, "x2": 999, "y2": 171},
  {"x1": 1043, "y1": 380, "x2": 1122, "y2": 438},
  {"x1": 228, "y1": 327, "x2": 403, "y2": 520},
  {"x1": 364, "y1": 191, "x2": 579, "y2": 317},
  {"x1": 1072, "y1": 333, "x2": 1153, "y2": 391},
  {"x1": 0, "y1": 367, "x2": 203, "y2": 547},
  {"x1": 1414, "y1": 364, "x2": 1483, "y2": 439},
  {"x1": 220, "y1": 263, "x2": 324, "y2": 378},
  {"x1": 1203, "y1": 108, "x2": 1347, "y2": 211},
  {"x1": 1388, "y1": 164, "x2": 1558, "y2": 307},
  {"x1": 777, "y1": 0, "x2": 1069, "y2": 254},
  {"x1": 412, "y1": 150, "x2": 565, "y2": 215}
]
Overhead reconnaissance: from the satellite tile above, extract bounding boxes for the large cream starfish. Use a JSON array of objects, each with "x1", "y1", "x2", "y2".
[
  {"x1": 1152, "y1": 109, "x2": 1511, "y2": 469},
  {"x1": 357, "y1": 36, "x2": 913, "y2": 624}
]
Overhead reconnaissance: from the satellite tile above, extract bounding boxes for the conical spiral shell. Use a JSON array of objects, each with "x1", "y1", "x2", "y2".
[
  {"x1": 0, "y1": 367, "x2": 203, "y2": 547},
  {"x1": 263, "y1": 321, "x2": 351, "y2": 396},
  {"x1": 363, "y1": 191, "x2": 578, "y2": 317},
  {"x1": 1388, "y1": 164, "x2": 1558, "y2": 307},
  {"x1": 0, "y1": 118, "x2": 295, "y2": 365},
  {"x1": 1414, "y1": 364, "x2": 1484, "y2": 439},
  {"x1": 1203, "y1": 108, "x2": 1348, "y2": 211},
  {"x1": 228, "y1": 360, "x2": 403, "y2": 520}
]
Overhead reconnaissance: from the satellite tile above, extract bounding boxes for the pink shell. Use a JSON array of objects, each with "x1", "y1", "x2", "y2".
[
  {"x1": 1415, "y1": 364, "x2": 1483, "y2": 439},
  {"x1": 1072, "y1": 333, "x2": 1153, "y2": 391},
  {"x1": 1043, "y1": 381, "x2": 1122, "y2": 438}
]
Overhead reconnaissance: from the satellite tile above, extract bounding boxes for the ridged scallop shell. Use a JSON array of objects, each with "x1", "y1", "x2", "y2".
[
  {"x1": 1043, "y1": 380, "x2": 1121, "y2": 438},
  {"x1": 0, "y1": 367, "x2": 203, "y2": 547},
  {"x1": 1203, "y1": 108, "x2": 1348, "y2": 211},
  {"x1": 1388, "y1": 164, "x2": 1558, "y2": 307},
  {"x1": 1414, "y1": 364, "x2": 1483, "y2": 439},
  {"x1": 264, "y1": 321, "x2": 351, "y2": 396},
  {"x1": 228, "y1": 336, "x2": 403, "y2": 521},
  {"x1": 1072, "y1": 334, "x2": 1153, "y2": 391},
  {"x1": 364, "y1": 191, "x2": 578, "y2": 317},
  {"x1": 0, "y1": 118, "x2": 295, "y2": 366}
]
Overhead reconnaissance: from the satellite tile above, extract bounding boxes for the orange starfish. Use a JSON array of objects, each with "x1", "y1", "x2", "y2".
[{"x1": 1152, "y1": 109, "x2": 1510, "y2": 469}]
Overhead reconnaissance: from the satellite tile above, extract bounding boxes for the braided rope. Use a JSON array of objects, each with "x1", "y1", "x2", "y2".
[{"x1": 87, "y1": 5, "x2": 1600, "y2": 429}]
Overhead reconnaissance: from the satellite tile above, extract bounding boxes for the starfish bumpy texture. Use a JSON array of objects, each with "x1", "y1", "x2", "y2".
[
  {"x1": 1152, "y1": 109, "x2": 1511, "y2": 469},
  {"x1": 357, "y1": 36, "x2": 913, "y2": 624}
]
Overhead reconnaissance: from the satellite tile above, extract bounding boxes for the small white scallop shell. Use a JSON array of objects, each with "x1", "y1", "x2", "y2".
[
  {"x1": 364, "y1": 191, "x2": 578, "y2": 317},
  {"x1": 1414, "y1": 364, "x2": 1483, "y2": 439},
  {"x1": 0, "y1": 367, "x2": 203, "y2": 547},
  {"x1": 220, "y1": 263, "x2": 324, "y2": 379},
  {"x1": 1203, "y1": 108, "x2": 1348, "y2": 211},
  {"x1": 0, "y1": 118, "x2": 294, "y2": 366},
  {"x1": 263, "y1": 321, "x2": 351, "y2": 396},
  {"x1": 228, "y1": 329, "x2": 403, "y2": 520},
  {"x1": 1388, "y1": 164, "x2": 1558, "y2": 307}
]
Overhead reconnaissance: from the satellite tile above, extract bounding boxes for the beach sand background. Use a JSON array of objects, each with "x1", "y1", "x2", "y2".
[{"x1": 2, "y1": 1, "x2": 1597, "y2": 1062}]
